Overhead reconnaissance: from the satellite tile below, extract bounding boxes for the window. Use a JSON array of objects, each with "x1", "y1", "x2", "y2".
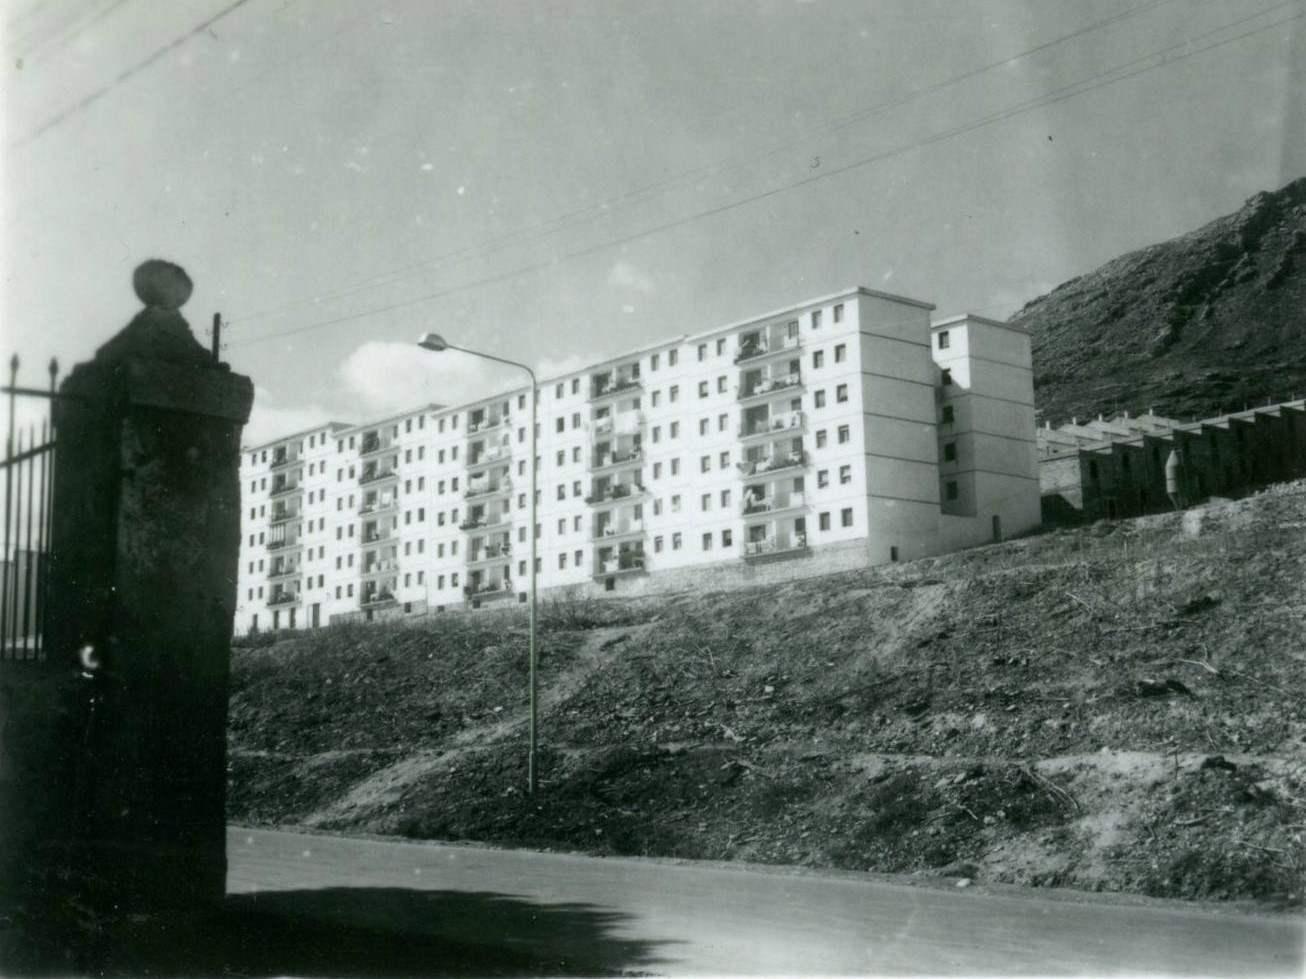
[
  {"x1": 672, "y1": 532, "x2": 683, "y2": 550},
  {"x1": 653, "y1": 498, "x2": 663, "y2": 515},
  {"x1": 841, "y1": 507, "x2": 853, "y2": 528},
  {"x1": 717, "y1": 376, "x2": 727, "y2": 394},
  {"x1": 698, "y1": 380, "x2": 709, "y2": 398},
  {"x1": 557, "y1": 485, "x2": 566, "y2": 501},
  {"x1": 572, "y1": 412, "x2": 581, "y2": 429},
  {"x1": 557, "y1": 518, "x2": 566, "y2": 534},
  {"x1": 819, "y1": 512, "x2": 831, "y2": 531},
  {"x1": 720, "y1": 488, "x2": 731, "y2": 507},
  {"x1": 699, "y1": 418, "x2": 709, "y2": 436},
  {"x1": 700, "y1": 455, "x2": 711, "y2": 473},
  {"x1": 652, "y1": 425, "x2": 662, "y2": 443},
  {"x1": 937, "y1": 330, "x2": 950, "y2": 350},
  {"x1": 556, "y1": 450, "x2": 565, "y2": 466},
  {"x1": 814, "y1": 390, "x2": 826, "y2": 409},
  {"x1": 652, "y1": 390, "x2": 661, "y2": 407},
  {"x1": 559, "y1": 553, "x2": 567, "y2": 569},
  {"x1": 573, "y1": 446, "x2": 581, "y2": 462},
  {"x1": 654, "y1": 535, "x2": 664, "y2": 553},
  {"x1": 833, "y1": 303, "x2": 844, "y2": 323},
  {"x1": 943, "y1": 442, "x2": 957, "y2": 462},
  {"x1": 719, "y1": 451, "x2": 730, "y2": 469},
  {"x1": 669, "y1": 385, "x2": 679, "y2": 402},
  {"x1": 837, "y1": 425, "x2": 850, "y2": 444},
  {"x1": 572, "y1": 378, "x2": 580, "y2": 394},
  {"x1": 890, "y1": 546, "x2": 899, "y2": 562},
  {"x1": 946, "y1": 481, "x2": 959, "y2": 500},
  {"x1": 668, "y1": 350, "x2": 678, "y2": 366},
  {"x1": 653, "y1": 462, "x2": 663, "y2": 479},
  {"x1": 718, "y1": 413, "x2": 728, "y2": 432},
  {"x1": 651, "y1": 353, "x2": 660, "y2": 371},
  {"x1": 575, "y1": 550, "x2": 583, "y2": 566},
  {"x1": 573, "y1": 480, "x2": 582, "y2": 497},
  {"x1": 813, "y1": 350, "x2": 824, "y2": 368},
  {"x1": 701, "y1": 493, "x2": 711, "y2": 511},
  {"x1": 702, "y1": 533, "x2": 713, "y2": 551},
  {"x1": 816, "y1": 430, "x2": 828, "y2": 448},
  {"x1": 555, "y1": 417, "x2": 565, "y2": 433},
  {"x1": 716, "y1": 338, "x2": 726, "y2": 355},
  {"x1": 697, "y1": 343, "x2": 707, "y2": 362},
  {"x1": 941, "y1": 368, "x2": 953, "y2": 386},
  {"x1": 670, "y1": 458, "x2": 680, "y2": 476},
  {"x1": 834, "y1": 344, "x2": 846, "y2": 363},
  {"x1": 1089, "y1": 461, "x2": 1099, "y2": 480},
  {"x1": 817, "y1": 469, "x2": 829, "y2": 488},
  {"x1": 836, "y1": 384, "x2": 848, "y2": 403},
  {"x1": 671, "y1": 494, "x2": 682, "y2": 512},
  {"x1": 839, "y1": 465, "x2": 851, "y2": 485},
  {"x1": 941, "y1": 405, "x2": 955, "y2": 424},
  {"x1": 555, "y1": 382, "x2": 564, "y2": 398},
  {"x1": 670, "y1": 421, "x2": 679, "y2": 439},
  {"x1": 722, "y1": 529, "x2": 733, "y2": 547}
]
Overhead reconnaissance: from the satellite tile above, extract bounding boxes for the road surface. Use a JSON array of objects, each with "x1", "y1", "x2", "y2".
[{"x1": 228, "y1": 826, "x2": 1303, "y2": 976}]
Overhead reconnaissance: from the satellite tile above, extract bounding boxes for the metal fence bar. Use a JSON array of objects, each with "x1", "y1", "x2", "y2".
[{"x1": 2, "y1": 356, "x2": 15, "y2": 652}]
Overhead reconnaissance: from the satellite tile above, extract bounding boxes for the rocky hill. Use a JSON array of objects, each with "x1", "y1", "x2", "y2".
[
  {"x1": 1017, "y1": 177, "x2": 1306, "y2": 425},
  {"x1": 228, "y1": 482, "x2": 1306, "y2": 909}
]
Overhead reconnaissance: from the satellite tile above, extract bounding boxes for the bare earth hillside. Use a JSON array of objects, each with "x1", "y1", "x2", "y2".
[
  {"x1": 228, "y1": 483, "x2": 1306, "y2": 908},
  {"x1": 1018, "y1": 177, "x2": 1306, "y2": 425}
]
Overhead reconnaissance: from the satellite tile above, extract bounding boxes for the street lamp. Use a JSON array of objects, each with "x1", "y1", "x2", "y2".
[{"x1": 417, "y1": 333, "x2": 541, "y2": 794}]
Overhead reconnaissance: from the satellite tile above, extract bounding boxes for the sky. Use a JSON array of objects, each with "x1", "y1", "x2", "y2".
[{"x1": 3, "y1": 0, "x2": 1303, "y2": 445}]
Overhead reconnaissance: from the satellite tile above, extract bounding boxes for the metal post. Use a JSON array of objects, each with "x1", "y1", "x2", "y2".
[
  {"x1": 211, "y1": 313, "x2": 222, "y2": 363},
  {"x1": 528, "y1": 374, "x2": 539, "y2": 795},
  {"x1": 2, "y1": 355, "x2": 16, "y2": 651}
]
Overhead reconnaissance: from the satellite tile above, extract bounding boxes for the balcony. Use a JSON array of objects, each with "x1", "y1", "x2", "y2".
[
  {"x1": 467, "y1": 413, "x2": 510, "y2": 436},
  {"x1": 467, "y1": 445, "x2": 512, "y2": 471},
  {"x1": 270, "y1": 451, "x2": 298, "y2": 470},
  {"x1": 739, "y1": 411, "x2": 806, "y2": 442},
  {"x1": 459, "y1": 512, "x2": 509, "y2": 532},
  {"x1": 266, "y1": 564, "x2": 298, "y2": 580},
  {"x1": 467, "y1": 543, "x2": 512, "y2": 567},
  {"x1": 464, "y1": 477, "x2": 512, "y2": 500},
  {"x1": 584, "y1": 482, "x2": 643, "y2": 505},
  {"x1": 357, "y1": 498, "x2": 397, "y2": 516},
  {"x1": 268, "y1": 590, "x2": 300, "y2": 606},
  {"x1": 589, "y1": 373, "x2": 642, "y2": 402},
  {"x1": 361, "y1": 558, "x2": 398, "y2": 577},
  {"x1": 589, "y1": 447, "x2": 643, "y2": 474},
  {"x1": 591, "y1": 520, "x2": 645, "y2": 543},
  {"x1": 737, "y1": 450, "x2": 809, "y2": 477},
  {"x1": 738, "y1": 372, "x2": 803, "y2": 403},
  {"x1": 360, "y1": 590, "x2": 397, "y2": 609},
  {"x1": 269, "y1": 506, "x2": 297, "y2": 525},
  {"x1": 361, "y1": 530, "x2": 392, "y2": 546},
  {"x1": 359, "y1": 433, "x2": 392, "y2": 457},
  {"x1": 359, "y1": 466, "x2": 398, "y2": 485},
  {"x1": 592, "y1": 551, "x2": 646, "y2": 577},
  {"x1": 742, "y1": 492, "x2": 808, "y2": 517},
  {"x1": 464, "y1": 579, "x2": 514, "y2": 601},
  {"x1": 266, "y1": 537, "x2": 300, "y2": 552},
  {"x1": 734, "y1": 334, "x2": 801, "y2": 365},
  {"x1": 742, "y1": 536, "x2": 809, "y2": 561},
  {"x1": 269, "y1": 480, "x2": 301, "y2": 497}
]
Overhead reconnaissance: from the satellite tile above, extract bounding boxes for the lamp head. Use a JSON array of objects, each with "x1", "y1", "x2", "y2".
[{"x1": 417, "y1": 333, "x2": 448, "y2": 352}]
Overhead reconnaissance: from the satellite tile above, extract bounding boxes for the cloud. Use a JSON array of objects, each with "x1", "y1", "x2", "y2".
[
  {"x1": 337, "y1": 340, "x2": 524, "y2": 416},
  {"x1": 607, "y1": 260, "x2": 656, "y2": 293},
  {"x1": 243, "y1": 387, "x2": 335, "y2": 448},
  {"x1": 535, "y1": 352, "x2": 596, "y2": 383}
]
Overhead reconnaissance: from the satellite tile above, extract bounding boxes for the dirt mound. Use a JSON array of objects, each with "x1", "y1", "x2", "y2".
[
  {"x1": 229, "y1": 482, "x2": 1306, "y2": 907},
  {"x1": 1016, "y1": 176, "x2": 1306, "y2": 424}
]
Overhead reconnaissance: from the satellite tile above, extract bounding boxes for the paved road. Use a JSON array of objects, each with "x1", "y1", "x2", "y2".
[{"x1": 228, "y1": 827, "x2": 1303, "y2": 976}]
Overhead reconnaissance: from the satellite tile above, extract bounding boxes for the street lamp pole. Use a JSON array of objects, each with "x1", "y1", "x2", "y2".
[{"x1": 417, "y1": 334, "x2": 540, "y2": 794}]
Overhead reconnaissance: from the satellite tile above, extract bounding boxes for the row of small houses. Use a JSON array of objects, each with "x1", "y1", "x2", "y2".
[{"x1": 1037, "y1": 398, "x2": 1306, "y2": 523}]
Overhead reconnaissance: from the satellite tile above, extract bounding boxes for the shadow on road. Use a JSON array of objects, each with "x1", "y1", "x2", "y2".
[{"x1": 222, "y1": 886, "x2": 673, "y2": 976}]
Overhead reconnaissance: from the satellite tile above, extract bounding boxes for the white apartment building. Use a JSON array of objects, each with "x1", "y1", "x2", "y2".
[{"x1": 234, "y1": 286, "x2": 1040, "y2": 634}]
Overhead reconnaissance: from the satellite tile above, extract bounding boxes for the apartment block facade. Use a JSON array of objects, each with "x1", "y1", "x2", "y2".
[{"x1": 235, "y1": 287, "x2": 1040, "y2": 634}]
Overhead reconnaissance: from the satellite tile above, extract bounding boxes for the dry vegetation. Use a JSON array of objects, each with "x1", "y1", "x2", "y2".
[{"x1": 229, "y1": 482, "x2": 1306, "y2": 907}]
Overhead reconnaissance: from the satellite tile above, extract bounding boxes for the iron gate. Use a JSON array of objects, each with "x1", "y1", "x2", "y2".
[{"x1": 1, "y1": 356, "x2": 59, "y2": 661}]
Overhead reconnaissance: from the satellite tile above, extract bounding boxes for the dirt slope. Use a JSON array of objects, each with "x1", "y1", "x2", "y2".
[
  {"x1": 229, "y1": 483, "x2": 1306, "y2": 907},
  {"x1": 1017, "y1": 176, "x2": 1306, "y2": 424}
]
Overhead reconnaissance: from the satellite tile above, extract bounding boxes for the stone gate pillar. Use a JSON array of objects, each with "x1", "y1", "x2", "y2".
[{"x1": 38, "y1": 261, "x2": 253, "y2": 918}]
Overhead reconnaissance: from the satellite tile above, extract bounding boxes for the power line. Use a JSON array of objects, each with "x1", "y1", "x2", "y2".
[
  {"x1": 229, "y1": 3, "x2": 1302, "y2": 350},
  {"x1": 11, "y1": 0, "x2": 256, "y2": 148},
  {"x1": 231, "y1": 0, "x2": 1183, "y2": 326}
]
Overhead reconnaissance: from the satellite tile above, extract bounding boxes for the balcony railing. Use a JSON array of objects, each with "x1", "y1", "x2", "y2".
[
  {"x1": 467, "y1": 445, "x2": 512, "y2": 469},
  {"x1": 737, "y1": 451, "x2": 809, "y2": 477},
  {"x1": 464, "y1": 579, "x2": 513, "y2": 599},
  {"x1": 266, "y1": 538, "x2": 299, "y2": 551},
  {"x1": 268, "y1": 590, "x2": 300, "y2": 606},
  {"x1": 464, "y1": 478, "x2": 512, "y2": 500},
  {"x1": 593, "y1": 521, "x2": 645, "y2": 541},
  {"x1": 358, "y1": 498, "x2": 397, "y2": 516},
  {"x1": 742, "y1": 492, "x2": 807, "y2": 516},
  {"x1": 584, "y1": 482, "x2": 642, "y2": 505},
  {"x1": 266, "y1": 565, "x2": 298, "y2": 580},
  {"x1": 594, "y1": 552, "x2": 646, "y2": 576},
  {"x1": 269, "y1": 452, "x2": 297, "y2": 470},
  {"x1": 589, "y1": 448, "x2": 643, "y2": 472},
  {"x1": 734, "y1": 334, "x2": 801, "y2": 365},
  {"x1": 468, "y1": 543, "x2": 512, "y2": 565},
  {"x1": 362, "y1": 559, "x2": 398, "y2": 576},
  {"x1": 739, "y1": 411, "x2": 805, "y2": 440},
  {"x1": 359, "y1": 435, "x2": 387, "y2": 456},
  {"x1": 742, "y1": 536, "x2": 808, "y2": 559},
  {"x1": 739, "y1": 372, "x2": 803, "y2": 401},
  {"x1": 269, "y1": 507, "x2": 296, "y2": 524},
  {"x1": 361, "y1": 529, "x2": 391, "y2": 545},
  {"x1": 360, "y1": 590, "x2": 397, "y2": 609},
  {"x1": 467, "y1": 414, "x2": 510, "y2": 435},
  {"x1": 359, "y1": 467, "x2": 397, "y2": 485},
  {"x1": 590, "y1": 375, "x2": 642, "y2": 401},
  {"x1": 269, "y1": 481, "x2": 300, "y2": 497}
]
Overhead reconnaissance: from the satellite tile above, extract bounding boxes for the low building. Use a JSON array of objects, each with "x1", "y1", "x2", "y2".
[
  {"x1": 235, "y1": 286, "x2": 1041, "y2": 634},
  {"x1": 1037, "y1": 400, "x2": 1306, "y2": 523}
]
